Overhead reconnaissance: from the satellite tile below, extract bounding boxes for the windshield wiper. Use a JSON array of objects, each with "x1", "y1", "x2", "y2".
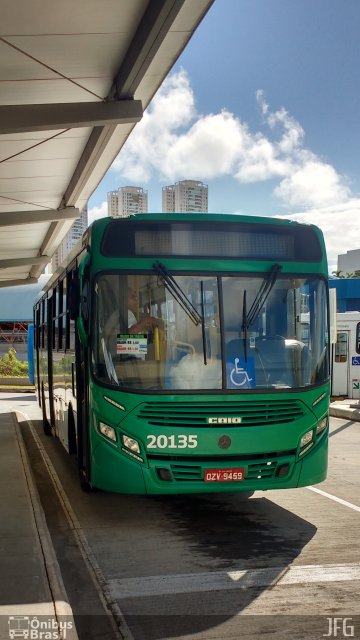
[
  {"x1": 245, "y1": 263, "x2": 282, "y2": 329},
  {"x1": 153, "y1": 261, "x2": 207, "y2": 365},
  {"x1": 200, "y1": 280, "x2": 207, "y2": 366},
  {"x1": 153, "y1": 261, "x2": 203, "y2": 326},
  {"x1": 241, "y1": 290, "x2": 248, "y2": 362}
]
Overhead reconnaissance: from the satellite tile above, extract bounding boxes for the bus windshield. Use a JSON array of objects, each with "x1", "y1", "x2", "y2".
[{"x1": 92, "y1": 272, "x2": 328, "y2": 392}]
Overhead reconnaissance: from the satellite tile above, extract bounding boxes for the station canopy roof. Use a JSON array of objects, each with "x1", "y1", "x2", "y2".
[{"x1": 0, "y1": 0, "x2": 214, "y2": 288}]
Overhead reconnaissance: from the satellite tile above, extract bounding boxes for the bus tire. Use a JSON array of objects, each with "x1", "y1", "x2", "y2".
[
  {"x1": 67, "y1": 406, "x2": 77, "y2": 455},
  {"x1": 41, "y1": 385, "x2": 52, "y2": 436},
  {"x1": 79, "y1": 470, "x2": 93, "y2": 493}
]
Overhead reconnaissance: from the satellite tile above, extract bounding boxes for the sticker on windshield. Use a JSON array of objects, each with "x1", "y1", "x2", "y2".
[
  {"x1": 226, "y1": 356, "x2": 255, "y2": 389},
  {"x1": 117, "y1": 334, "x2": 148, "y2": 356}
]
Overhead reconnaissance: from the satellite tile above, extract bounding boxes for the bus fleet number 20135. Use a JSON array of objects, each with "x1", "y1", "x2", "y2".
[{"x1": 146, "y1": 434, "x2": 198, "y2": 449}]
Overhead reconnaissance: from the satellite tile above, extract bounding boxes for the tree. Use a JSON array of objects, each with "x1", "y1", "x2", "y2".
[
  {"x1": 331, "y1": 270, "x2": 358, "y2": 279},
  {"x1": 0, "y1": 347, "x2": 28, "y2": 377}
]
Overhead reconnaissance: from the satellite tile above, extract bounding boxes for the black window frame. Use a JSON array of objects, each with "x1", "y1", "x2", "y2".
[{"x1": 356, "y1": 323, "x2": 360, "y2": 355}]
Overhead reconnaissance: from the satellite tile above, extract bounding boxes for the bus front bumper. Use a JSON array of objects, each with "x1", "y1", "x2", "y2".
[{"x1": 90, "y1": 433, "x2": 328, "y2": 494}]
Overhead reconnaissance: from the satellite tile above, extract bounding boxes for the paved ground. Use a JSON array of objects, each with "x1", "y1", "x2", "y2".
[{"x1": 0, "y1": 398, "x2": 77, "y2": 640}]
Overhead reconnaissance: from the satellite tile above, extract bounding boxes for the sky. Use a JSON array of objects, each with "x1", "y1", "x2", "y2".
[{"x1": 88, "y1": 0, "x2": 360, "y2": 273}]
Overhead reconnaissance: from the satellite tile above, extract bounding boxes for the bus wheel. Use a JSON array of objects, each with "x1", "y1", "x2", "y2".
[
  {"x1": 41, "y1": 387, "x2": 52, "y2": 436},
  {"x1": 67, "y1": 407, "x2": 77, "y2": 455},
  {"x1": 239, "y1": 491, "x2": 254, "y2": 499},
  {"x1": 79, "y1": 470, "x2": 93, "y2": 493}
]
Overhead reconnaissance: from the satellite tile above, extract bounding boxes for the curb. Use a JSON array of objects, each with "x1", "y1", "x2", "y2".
[
  {"x1": 329, "y1": 406, "x2": 360, "y2": 422},
  {"x1": 14, "y1": 412, "x2": 79, "y2": 640},
  {"x1": 0, "y1": 377, "x2": 30, "y2": 386},
  {"x1": 0, "y1": 387, "x2": 34, "y2": 393}
]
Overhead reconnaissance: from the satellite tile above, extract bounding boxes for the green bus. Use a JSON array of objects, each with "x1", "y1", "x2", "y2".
[{"x1": 34, "y1": 213, "x2": 330, "y2": 494}]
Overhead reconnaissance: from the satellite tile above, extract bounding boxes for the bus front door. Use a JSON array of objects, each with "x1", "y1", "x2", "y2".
[{"x1": 332, "y1": 331, "x2": 349, "y2": 397}]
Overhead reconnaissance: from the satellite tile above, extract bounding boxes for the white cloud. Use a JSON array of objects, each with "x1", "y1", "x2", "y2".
[
  {"x1": 112, "y1": 71, "x2": 295, "y2": 184},
  {"x1": 112, "y1": 69, "x2": 196, "y2": 182},
  {"x1": 88, "y1": 201, "x2": 107, "y2": 225},
  {"x1": 111, "y1": 69, "x2": 351, "y2": 214},
  {"x1": 257, "y1": 90, "x2": 304, "y2": 154},
  {"x1": 234, "y1": 135, "x2": 290, "y2": 182},
  {"x1": 164, "y1": 111, "x2": 250, "y2": 180},
  {"x1": 274, "y1": 156, "x2": 351, "y2": 208},
  {"x1": 256, "y1": 89, "x2": 269, "y2": 117},
  {"x1": 277, "y1": 199, "x2": 360, "y2": 269}
]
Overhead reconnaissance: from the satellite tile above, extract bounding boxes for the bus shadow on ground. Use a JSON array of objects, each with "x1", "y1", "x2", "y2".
[{"x1": 119, "y1": 493, "x2": 317, "y2": 640}]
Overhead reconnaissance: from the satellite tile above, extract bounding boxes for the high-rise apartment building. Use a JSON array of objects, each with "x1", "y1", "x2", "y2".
[
  {"x1": 162, "y1": 184, "x2": 176, "y2": 213},
  {"x1": 162, "y1": 180, "x2": 208, "y2": 213},
  {"x1": 107, "y1": 186, "x2": 148, "y2": 217},
  {"x1": 51, "y1": 206, "x2": 88, "y2": 272},
  {"x1": 107, "y1": 190, "x2": 119, "y2": 217}
]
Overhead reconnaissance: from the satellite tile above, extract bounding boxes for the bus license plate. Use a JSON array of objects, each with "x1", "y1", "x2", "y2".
[{"x1": 204, "y1": 468, "x2": 245, "y2": 482}]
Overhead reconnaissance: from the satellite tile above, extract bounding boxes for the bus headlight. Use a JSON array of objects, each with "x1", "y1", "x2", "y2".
[
  {"x1": 300, "y1": 429, "x2": 313, "y2": 448},
  {"x1": 99, "y1": 421, "x2": 117, "y2": 442},
  {"x1": 121, "y1": 434, "x2": 141, "y2": 454},
  {"x1": 317, "y1": 417, "x2": 328, "y2": 434}
]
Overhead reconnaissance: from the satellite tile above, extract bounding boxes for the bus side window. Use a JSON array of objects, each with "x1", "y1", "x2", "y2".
[
  {"x1": 81, "y1": 266, "x2": 90, "y2": 334},
  {"x1": 41, "y1": 300, "x2": 46, "y2": 348},
  {"x1": 356, "y1": 323, "x2": 360, "y2": 354},
  {"x1": 58, "y1": 280, "x2": 63, "y2": 350},
  {"x1": 335, "y1": 332, "x2": 347, "y2": 363},
  {"x1": 67, "y1": 270, "x2": 77, "y2": 351}
]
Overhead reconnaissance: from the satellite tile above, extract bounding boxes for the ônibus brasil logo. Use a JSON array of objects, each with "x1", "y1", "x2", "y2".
[{"x1": 8, "y1": 616, "x2": 73, "y2": 639}]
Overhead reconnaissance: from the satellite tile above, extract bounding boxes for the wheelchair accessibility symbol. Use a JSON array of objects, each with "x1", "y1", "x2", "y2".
[{"x1": 227, "y1": 356, "x2": 255, "y2": 389}]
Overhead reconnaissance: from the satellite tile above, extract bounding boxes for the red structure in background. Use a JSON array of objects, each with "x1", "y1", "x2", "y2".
[
  {"x1": 0, "y1": 321, "x2": 29, "y2": 345},
  {"x1": 0, "y1": 275, "x2": 49, "y2": 361}
]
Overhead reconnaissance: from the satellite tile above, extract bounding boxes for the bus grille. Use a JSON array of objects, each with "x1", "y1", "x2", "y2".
[
  {"x1": 168, "y1": 460, "x2": 278, "y2": 482},
  {"x1": 136, "y1": 399, "x2": 306, "y2": 428},
  {"x1": 170, "y1": 464, "x2": 203, "y2": 481}
]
